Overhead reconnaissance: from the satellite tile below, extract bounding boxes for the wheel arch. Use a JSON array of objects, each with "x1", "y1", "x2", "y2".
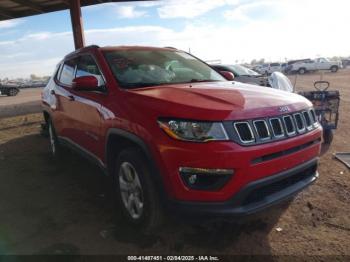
[{"x1": 105, "y1": 128, "x2": 168, "y2": 199}]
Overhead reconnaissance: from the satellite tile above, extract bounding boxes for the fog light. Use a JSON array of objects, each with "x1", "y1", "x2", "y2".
[
  {"x1": 188, "y1": 174, "x2": 197, "y2": 185},
  {"x1": 179, "y1": 167, "x2": 234, "y2": 191}
]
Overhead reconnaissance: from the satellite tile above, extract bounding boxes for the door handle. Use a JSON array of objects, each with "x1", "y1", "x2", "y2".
[{"x1": 68, "y1": 95, "x2": 75, "y2": 101}]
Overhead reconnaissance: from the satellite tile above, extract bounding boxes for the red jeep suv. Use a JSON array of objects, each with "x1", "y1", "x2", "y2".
[{"x1": 42, "y1": 45, "x2": 322, "y2": 230}]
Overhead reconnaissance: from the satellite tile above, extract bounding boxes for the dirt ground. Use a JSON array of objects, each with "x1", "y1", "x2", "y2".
[
  {"x1": 0, "y1": 70, "x2": 349, "y2": 258},
  {"x1": 0, "y1": 88, "x2": 42, "y2": 118}
]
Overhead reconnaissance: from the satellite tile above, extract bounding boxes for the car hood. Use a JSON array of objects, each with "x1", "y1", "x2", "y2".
[{"x1": 127, "y1": 81, "x2": 312, "y2": 120}]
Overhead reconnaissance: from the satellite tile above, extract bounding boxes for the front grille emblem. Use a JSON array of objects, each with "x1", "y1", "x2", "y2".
[{"x1": 279, "y1": 106, "x2": 290, "y2": 113}]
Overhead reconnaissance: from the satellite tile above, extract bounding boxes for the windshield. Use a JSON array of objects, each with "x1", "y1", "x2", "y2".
[
  {"x1": 228, "y1": 65, "x2": 260, "y2": 76},
  {"x1": 104, "y1": 49, "x2": 225, "y2": 88}
]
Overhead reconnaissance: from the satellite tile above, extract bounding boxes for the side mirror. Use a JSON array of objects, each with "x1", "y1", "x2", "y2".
[
  {"x1": 72, "y1": 76, "x2": 98, "y2": 91},
  {"x1": 220, "y1": 71, "x2": 235, "y2": 81}
]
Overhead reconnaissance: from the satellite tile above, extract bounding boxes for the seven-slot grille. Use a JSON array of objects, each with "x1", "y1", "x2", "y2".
[{"x1": 233, "y1": 109, "x2": 318, "y2": 145}]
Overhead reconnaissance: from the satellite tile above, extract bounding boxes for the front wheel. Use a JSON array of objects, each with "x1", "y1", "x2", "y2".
[
  {"x1": 113, "y1": 148, "x2": 164, "y2": 233},
  {"x1": 298, "y1": 68, "x2": 306, "y2": 75},
  {"x1": 7, "y1": 88, "x2": 18, "y2": 96},
  {"x1": 323, "y1": 129, "x2": 333, "y2": 144}
]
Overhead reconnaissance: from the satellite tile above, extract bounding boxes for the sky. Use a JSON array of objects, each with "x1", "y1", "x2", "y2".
[{"x1": 0, "y1": 0, "x2": 349, "y2": 78}]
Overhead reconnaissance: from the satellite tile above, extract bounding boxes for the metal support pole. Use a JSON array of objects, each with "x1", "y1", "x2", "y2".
[{"x1": 69, "y1": 0, "x2": 85, "y2": 50}]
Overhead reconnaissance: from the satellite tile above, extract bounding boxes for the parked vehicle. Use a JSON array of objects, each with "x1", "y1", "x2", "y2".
[
  {"x1": 341, "y1": 59, "x2": 350, "y2": 68},
  {"x1": 0, "y1": 84, "x2": 20, "y2": 96},
  {"x1": 290, "y1": 57, "x2": 342, "y2": 74},
  {"x1": 284, "y1": 59, "x2": 312, "y2": 74},
  {"x1": 281, "y1": 63, "x2": 288, "y2": 73},
  {"x1": 257, "y1": 63, "x2": 282, "y2": 75},
  {"x1": 42, "y1": 45, "x2": 322, "y2": 230},
  {"x1": 28, "y1": 80, "x2": 48, "y2": 88},
  {"x1": 252, "y1": 64, "x2": 264, "y2": 74},
  {"x1": 211, "y1": 64, "x2": 270, "y2": 86}
]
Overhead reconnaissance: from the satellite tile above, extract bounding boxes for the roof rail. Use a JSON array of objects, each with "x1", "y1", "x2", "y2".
[
  {"x1": 164, "y1": 46, "x2": 178, "y2": 50},
  {"x1": 65, "y1": 45, "x2": 100, "y2": 58}
]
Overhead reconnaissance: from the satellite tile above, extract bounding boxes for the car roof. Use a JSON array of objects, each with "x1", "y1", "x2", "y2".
[
  {"x1": 100, "y1": 46, "x2": 178, "y2": 52},
  {"x1": 64, "y1": 45, "x2": 179, "y2": 59}
]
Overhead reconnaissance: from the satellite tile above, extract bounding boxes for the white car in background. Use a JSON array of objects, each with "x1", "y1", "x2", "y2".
[
  {"x1": 290, "y1": 57, "x2": 342, "y2": 74},
  {"x1": 257, "y1": 63, "x2": 282, "y2": 75}
]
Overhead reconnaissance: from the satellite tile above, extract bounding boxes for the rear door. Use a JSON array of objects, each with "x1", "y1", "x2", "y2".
[{"x1": 52, "y1": 58, "x2": 79, "y2": 139}]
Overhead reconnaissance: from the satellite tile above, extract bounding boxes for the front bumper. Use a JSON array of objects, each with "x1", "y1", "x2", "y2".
[
  {"x1": 155, "y1": 125, "x2": 321, "y2": 202},
  {"x1": 170, "y1": 158, "x2": 318, "y2": 217}
]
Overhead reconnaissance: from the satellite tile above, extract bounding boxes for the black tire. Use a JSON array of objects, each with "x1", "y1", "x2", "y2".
[
  {"x1": 7, "y1": 88, "x2": 18, "y2": 96},
  {"x1": 113, "y1": 148, "x2": 163, "y2": 233},
  {"x1": 47, "y1": 119, "x2": 63, "y2": 158},
  {"x1": 323, "y1": 129, "x2": 333, "y2": 144},
  {"x1": 298, "y1": 68, "x2": 306, "y2": 75},
  {"x1": 330, "y1": 66, "x2": 338, "y2": 73}
]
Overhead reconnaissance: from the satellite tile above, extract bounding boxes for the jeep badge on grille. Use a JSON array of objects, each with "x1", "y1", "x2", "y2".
[{"x1": 279, "y1": 106, "x2": 290, "y2": 113}]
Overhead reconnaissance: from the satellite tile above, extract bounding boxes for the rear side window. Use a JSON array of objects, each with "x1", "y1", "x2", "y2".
[
  {"x1": 76, "y1": 55, "x2": 105, "y2": 86},
  {"x1": 59, "y1": 59, "x2": 76, "y2": 86}
]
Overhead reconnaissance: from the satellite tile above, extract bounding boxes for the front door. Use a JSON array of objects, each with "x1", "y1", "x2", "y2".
[{"x1": 67, "y1": 54, "x2": 107, "y2": 158}]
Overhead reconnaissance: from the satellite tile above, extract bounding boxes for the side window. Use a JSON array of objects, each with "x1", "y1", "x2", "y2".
[
  {"x1": 76, "y1": 55, "x2": 105, "y2": 86},
  {"x1": 59, "y1": 59, "x2": 76, "y2": 86}
]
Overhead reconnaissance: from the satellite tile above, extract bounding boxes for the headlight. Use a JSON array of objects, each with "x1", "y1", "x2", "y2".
[{"x1": 158, "y1": 119, "x2": 229, "y2": 142}]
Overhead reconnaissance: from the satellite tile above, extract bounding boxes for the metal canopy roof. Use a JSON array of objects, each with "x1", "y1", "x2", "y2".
[{"x1": 0, "y1": 0, "x2": 150, "y2": 21}]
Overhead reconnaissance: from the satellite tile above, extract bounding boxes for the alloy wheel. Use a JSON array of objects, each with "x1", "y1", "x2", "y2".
[
  {"x1": 48, "y1": 123, "x2": 56, "y2": 155},
  {"x1": 118, "y1": 162, "x2": 144, "y2": 219}
]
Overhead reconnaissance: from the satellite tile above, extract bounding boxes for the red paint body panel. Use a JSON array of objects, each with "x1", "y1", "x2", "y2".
[{"x1": 42, "y1": 46, "x2": 322, "y2": 205}]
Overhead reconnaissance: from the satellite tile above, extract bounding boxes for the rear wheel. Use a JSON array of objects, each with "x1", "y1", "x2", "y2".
[
  {"x1": 298, "y1": 68, "x2": 306, "y2": 75},
  {"x1": 48, "y1": 119, "x2": 63, "y2": 158},
  {"x1": 7, "y1": 88, "x2": 18, "y2": 96},
  {"x1": 330, "y1": 66, "x2": 338, "y2": 73},
  {"x1": 113, "y1": 148, "x2": 163, "y2": 233}
]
